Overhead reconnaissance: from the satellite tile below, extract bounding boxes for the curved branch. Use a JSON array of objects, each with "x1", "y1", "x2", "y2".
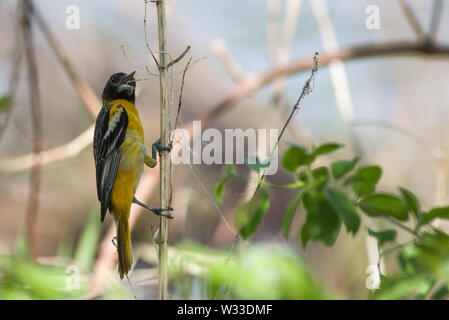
[
  {"x1": 204, "y1": 41, "x2": 449, "y2": 123},
  {"x1": 2, "y1": 41, "x2": 449, "y2": 173},
  {"x1": 0, "y1": 125, "x2": 94, "y2": 173}
]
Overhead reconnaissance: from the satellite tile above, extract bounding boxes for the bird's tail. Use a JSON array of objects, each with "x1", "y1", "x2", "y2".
[{"x1": 115, "y1": 216, "x2": 133, "y2": 279}]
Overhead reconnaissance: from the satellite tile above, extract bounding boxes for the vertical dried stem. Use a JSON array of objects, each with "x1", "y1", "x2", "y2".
[
  {"x1": 156, "y1": 0, "x2": 171, "y2": 300},
  {"x1": 21, "y1": 0, "x2": 43, "y2": 259},
  {"x1": 0, "y1": 3, "x2": 23, "y2": 144}
]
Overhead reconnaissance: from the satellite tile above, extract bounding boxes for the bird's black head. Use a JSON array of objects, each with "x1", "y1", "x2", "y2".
[{"x1": 101, "y1": 71, "x2": 136, "y2": 104}]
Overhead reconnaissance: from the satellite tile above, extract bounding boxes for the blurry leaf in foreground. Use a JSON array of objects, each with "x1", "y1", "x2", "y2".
[
  {"x1": 282, "y1": 192, "x2": 302, "y2": 239},
  {"x1": 359, "y1": 193, "x2": 408, "y2": 221},
  {"x1": 233, "y1": 188, "x2": 270, "y2": 239},
  {"x1": 325, "y1": 188, "x2": 360, "y2": 235},
  {"x1": 301, "y1": 192, "x2": 341, "y2": 247},
  {"x1": 345, "y1": 165, "x2": 382, "y2": 196},
  {"x1": 206, "y1": 245, "x2": 331, "y2": 299},
  {"x1": 366, "y1": 228, "x2": 397, "y2": 247},
  {"x1": 312, "y1": 142, "x2": 343, "y2": 156},
  {"x1": 74, "y1": 210, "x2": 101, "y2": 271},
  {"x1": 0, "y1": 253, "x2": 86, "y2": 299},
  {"x1": 331, "y1": 157, "x2": 358, "y2": 179},
  {"x1": 282, "y1": 145, "x2": 314, "y2": 172},
  {"x1": 398, "y1": 187, "x2": 420, "y2": 217},
  {"x1": 0, "y1": 95, "x2": 13, "y2": 112},
  {"x1": 311, "y1": 167, "x2": 329, "y2": 190},
  {"x1": 215, "y1": 165, "x2": 235, "y2": 205},
  {"x1": 375, "y1": 274, "x2": 432, "y2": 300},
  {"x1": 418, "y1": 206, "x2": 449, "y2": 227}
]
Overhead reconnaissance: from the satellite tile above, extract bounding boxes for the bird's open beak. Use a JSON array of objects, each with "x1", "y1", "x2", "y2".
[
  {"x1": 119, "y1": 71, "x2": 136, "y2": 93},
  {"x1": 122, "y1": 71, "x2": 136, "y2": 84}
]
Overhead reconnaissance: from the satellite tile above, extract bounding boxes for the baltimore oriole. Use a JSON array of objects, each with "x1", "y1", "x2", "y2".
[{"x1": 93, "y1": 71, "x2": 173, "y2": 279}]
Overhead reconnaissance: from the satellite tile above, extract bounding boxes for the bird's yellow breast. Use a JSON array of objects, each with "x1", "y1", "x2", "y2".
[{"x1": 109, "y1": 99, "x2": 146, "y2": 216}]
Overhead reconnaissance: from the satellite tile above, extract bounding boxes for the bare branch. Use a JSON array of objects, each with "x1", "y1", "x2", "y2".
[
  {"x1": 0, "y1": 125, "x2": 94, "y2": 173},
  {"x1": 21, "y1": 0, "x2": 44, "y2": 259},
  {"x1": 211, "y1": 39, "x2": 247, "y2": 83},
  {"x1": 253, "y1": 53, "x2": 319, "y2": 195},
  {"x1": 166, "y1": 45, "x2": 191, "y2": 69},
  {"x1": 203, "y1": 40, "x2": 449, "y2": 123},
  {"x1": 398, "y1": 0, "x2": 425, "y2": 42},
  {"x1": 429, "y1": 0, "x2": 443, "y2": 41},
  {"x1": 144, "y1": 0, "x2": 160, "y2": 69},
  {"x1": 173, "y1": 57, "x2": 192, "y2": 131}
]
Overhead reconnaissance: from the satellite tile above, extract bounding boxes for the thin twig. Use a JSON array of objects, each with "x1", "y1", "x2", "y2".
[
  {"x1": 398, "y1": 0, "x2": 425, "y2": 42},
  {"x1": 144, "y1": 0, "x2": 160, "y2": 69},
  {"x1": 254, "y1": 53, "x2": 319, "y2": 195},
  {"x1": 21, "y1": 0, "x2": 44, "y2": 259},
  {"x1": 166, "y1": 45, "x2": 191, "y2": 69},
  {"x1": 173, "y1": 57, "x2": 192, "y2": 131},
  {"x1": 429, "y1": 0, "x2": 443, "y2": 41}
]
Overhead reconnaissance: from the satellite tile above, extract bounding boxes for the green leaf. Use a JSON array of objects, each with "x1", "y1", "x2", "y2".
[
  {"x1": 359, "y1": 193, "x2": 408, "y2": 221},
  {"x1": 215, "y1": 177, "x2": 233, "y2": 205},
  {"x1": 331, "y1": 157, "x2": 358, "y2": 179},
  {"x1": 325, "y1": 188, "x2": 360, "y2": 235},
  {"x1": 375, "y1": 274, "x2": 432, "y2": 300},
  {"x1": 366, "y1": 228, "x2": 397, "y2": 247},
  {"x1": 301, "y1": 224, "x2": 309, "y2": 248},
  {"x1": 74, "y1": 210, "x2": 101, "y2": 271},
  {"x1": 311, "y1": 167, "x2": 329, "y2": 190},
  {"x1": 215, "y1": 166, "x2": 236, "y2": 205},
  {"x1": 0, "y1": 95, "x2": 13, "y2": 112},
  {"x1": 345, "y1": 165, "x2": 382, "y2": 196},
  {"x1": 234, "y1": 188, "x2": 270, "y2": 239},
  {"x1": 282, "y1": 145, "x2": 314, "y2": 172},
  {"x1": 398, "y1": 187, "x2": 420, "y2": 217},
  {"x1": 302, "y1": 192, "x2": 341, "y2": 247},
  {"x1": 282, "y1": 192, "x2": 302, "y2": 239},
  {"x1": 418, "y1": 206, "x2": 449, "y2": 227},
  {"x1": 312, "y1": 143, "x2": 343, "y2": 156}
]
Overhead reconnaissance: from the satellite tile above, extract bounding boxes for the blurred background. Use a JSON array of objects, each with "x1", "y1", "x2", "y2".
[{"x1": 0, "y1": 0, "x2": 448, "y2": 299}]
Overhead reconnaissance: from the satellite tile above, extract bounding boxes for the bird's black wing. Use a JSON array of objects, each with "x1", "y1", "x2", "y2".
[{"x1": 93, "y1": 103, "x2": 128, "y2": 222}]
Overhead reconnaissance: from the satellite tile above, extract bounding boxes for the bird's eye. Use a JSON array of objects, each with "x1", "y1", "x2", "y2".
[{"x1": 111, "y1": 75, "x2": 119, "y2": 83}]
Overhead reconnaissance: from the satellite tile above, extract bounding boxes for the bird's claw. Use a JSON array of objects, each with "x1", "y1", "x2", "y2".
[
  {"x1": 152, "y1": 207, "x2": 174, "y2": 219},
  {"x1": 152, "y1": 138, "x2": 172, "y2": 153}
]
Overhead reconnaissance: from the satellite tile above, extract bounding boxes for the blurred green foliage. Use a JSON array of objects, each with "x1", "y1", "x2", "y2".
[
  {"x1": 0, "y1": 211, "x2": 103, "y2": 300},
  {"x1": 215, "y1": 142, "x2": 449, "y2": 299}
]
